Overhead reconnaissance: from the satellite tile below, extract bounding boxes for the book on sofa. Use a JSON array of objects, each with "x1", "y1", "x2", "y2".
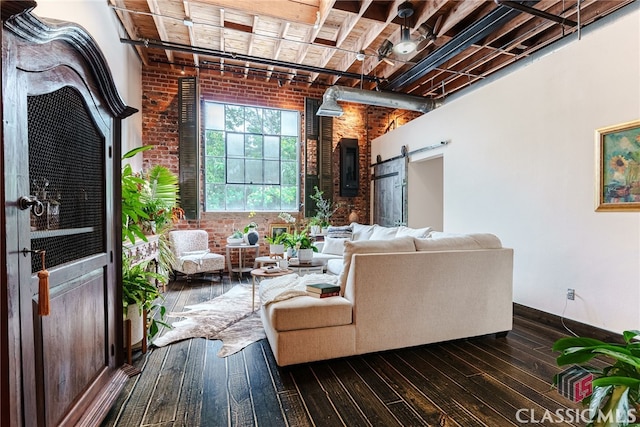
[
  {"x1": 308, "y1": 290, "x2": 340, "y2": 298},
  {"x1": 306, "y1": 283, "x2": 340, "y2": 294}
]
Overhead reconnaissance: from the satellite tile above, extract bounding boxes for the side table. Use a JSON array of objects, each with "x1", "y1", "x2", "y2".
[
  {"x1": 225, "y1": 244, "x2": 260, "y2": 279},
  {"x1": 250, "y1": 268, "x2": 294, "y2": 310},
  {"x1": 288, "y1": 258, "x2": 327, "y2": 275}
]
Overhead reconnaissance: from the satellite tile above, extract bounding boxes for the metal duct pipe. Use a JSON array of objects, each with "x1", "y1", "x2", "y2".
[{"x1": 317, "y1": 86, "x2": 442, "y2": 117}]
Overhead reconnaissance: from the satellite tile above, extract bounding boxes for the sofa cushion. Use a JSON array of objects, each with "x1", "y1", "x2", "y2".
[
  {"x1": 322, "y1": 236, "x2": 346, "y2": 255},
  {"x1": 326, "y1": 258, "x2": 343, "y2": 275},
  {"x1": 263, "y1": 296, "x2": 353, "y2": 332},
  {"x1": 369, "y1": 225, "x2": 399, "y2": 240},
  {"x1": 350, "y1": 222, "x2": 375, "y2": 241},
  {"x1": 396, "y1": 225, "x2": 432, "y2": 239},
  {"x1": 339, "y1": 235, "x2": 416, "y2": 294},
  {"x1": 326, "y1": 225, "x2": 353, "y2": 239},
  {"x1": 414, "y1": 233, "x2": 503, "y2": 251}
]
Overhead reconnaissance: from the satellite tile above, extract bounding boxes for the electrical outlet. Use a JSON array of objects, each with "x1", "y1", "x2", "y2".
[{"x1": 567, "y1": 288, "x2": 575, "y2": 300}]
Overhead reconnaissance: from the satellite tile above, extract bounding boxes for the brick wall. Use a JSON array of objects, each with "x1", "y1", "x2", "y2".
[{"x1": 140, "y1": 63, "x2": 421, "y2": 262}]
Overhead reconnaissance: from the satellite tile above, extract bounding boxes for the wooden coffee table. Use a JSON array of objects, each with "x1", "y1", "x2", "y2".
[{"x1": 250, "y1": 268, "x2": 294, "y2": 310}]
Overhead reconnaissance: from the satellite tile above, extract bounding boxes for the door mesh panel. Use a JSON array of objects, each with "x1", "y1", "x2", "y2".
[{"x1": 28, "y1": 86, "x2": 105, "y2": 273}]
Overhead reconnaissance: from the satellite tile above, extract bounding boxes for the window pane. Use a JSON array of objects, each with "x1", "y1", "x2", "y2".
[
  {"x1": 226, "y1": 105, "x2": 244, "y2": 132},
  {"x1": 281, "y1": 186, "x2": 297, "y2": 210},
  {"x1": 281, "y1": 110, "x2": 298, "y2": 136},
  {"x1": 264, "y1": 109, "x2": 280, "y2": 134},
  {"x1": 281, "y1": 136, "x2": 297, "y2": 160},
  {"x1": 264, "y1": 160, "x2": 279, "y2": 184},
  {"x1": 281, "y1": 161, "x2": 296, "y2": 185},
  {"x1": 206, "y1": 158, "x2": 225, "y2": 183},
  {"x1": 226, "y1": 185, "x2": 245, "y2": 210},
  {"x1": 264, "y1": 136, "x2": 279, "y2": 159},
  {"x1": 245, "y1": 135, "x2": 263, "y2": 159},
  {"x1": 245, "y1": 107, "x2": 262, "y2": 134},
  {"x1": 246, "y1": 185, "x2": 264, "y2": 210},
  {"x1": 263, "y1": 186, "x2": 281, "y2": 210},
  {"x1": 227, "y1": 133, "x2": 244, "y2": 157},
  {"x1": 227, "y1": 158, "x2": 244, "y2": 183},
  {"x1": 245, "y1": 159, "x2": 263, "y2": 184},
  {"x1": 206, "y1": 103, "x2": 224, "y2": 130},
  {"x1": 206, "y1": 184, "x2": 225, "y2": 210},
  {"x1": 203, "y1": 101, "x2": 300, "y2": 212},
  {"x1": 205, "y1": 130, "x2": 224, "y2": 156}
]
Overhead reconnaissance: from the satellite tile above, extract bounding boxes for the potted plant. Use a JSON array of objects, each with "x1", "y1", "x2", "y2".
[
  {"x1": 265, "y1": 231, "x2": 288, "y2": 258},
  {"x1": 553, "y1": 330, "x2": 640, "y2": 426},
  {"x1": 227, "y1": 229, "x2": 244, "y2": 245},
  {"x1": 286, "y1": 229, "x2": 318, "y2": 262},
  {"x1": 309, "y1": 186, "x2": 340, "y2": 232},
  {"x1": 122, "y1": 255, "x2": 169, "y2": 344}
]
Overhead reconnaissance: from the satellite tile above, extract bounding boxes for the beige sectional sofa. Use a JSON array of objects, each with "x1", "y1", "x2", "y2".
[{"x1": 259, "y1": 230, "x2": 514, "y2": 366}]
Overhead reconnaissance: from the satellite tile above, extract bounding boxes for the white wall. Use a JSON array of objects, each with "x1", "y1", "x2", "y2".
[
  {"x1": 33, "y1": 0, "x2": 143, "y2": 167},
  {"x1": 408, "y1": 156, "x2": 443, "y2": 231},
  {"x1": 372, "y1": 3, "x2": 640, "y2": 333}
]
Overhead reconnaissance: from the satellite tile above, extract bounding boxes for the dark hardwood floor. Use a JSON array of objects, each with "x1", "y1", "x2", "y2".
[{"x1": 102, "y1": 275, "x2": 587, "y2": 427}]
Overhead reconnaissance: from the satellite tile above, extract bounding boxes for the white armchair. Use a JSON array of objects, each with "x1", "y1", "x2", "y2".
[{"x1": 168, "y1": 230, "x2": 225, "y2": 281}]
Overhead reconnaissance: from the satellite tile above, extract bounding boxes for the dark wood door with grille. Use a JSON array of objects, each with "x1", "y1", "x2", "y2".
[{"x1": 2, "y1": 7, "x2": 136, "y2": 426}]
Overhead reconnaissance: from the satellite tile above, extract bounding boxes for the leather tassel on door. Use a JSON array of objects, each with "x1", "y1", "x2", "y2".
[{"x1": 38, "y1": 251, "x2": 50, "y2": 316}]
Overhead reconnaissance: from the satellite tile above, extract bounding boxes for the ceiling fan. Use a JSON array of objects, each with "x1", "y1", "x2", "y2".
[{"x1": 376, "y1": 2, "x2": 444, "y2": 65}]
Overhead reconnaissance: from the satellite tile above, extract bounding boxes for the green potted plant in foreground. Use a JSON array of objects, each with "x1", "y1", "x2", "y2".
[
  {"x1": 122, "y1": 255, "x2": 170, "y2": 343},
  {"x1": 553, "y1": 330, "x2": 640, "y2": 426}
]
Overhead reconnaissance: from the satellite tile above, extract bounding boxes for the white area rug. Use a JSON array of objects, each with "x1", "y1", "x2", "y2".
[{"x1": 153, "y1": 285, "x2": 265, "y2": 357}]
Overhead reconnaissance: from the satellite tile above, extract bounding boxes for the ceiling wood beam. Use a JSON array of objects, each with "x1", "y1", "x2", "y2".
[
  {"x1": 328, "y1": 0, "x2": 402, "y2": 85},
  {"x1": 266, "y1": 22, "x2": 290, "y2": 81},
  {"x1": 183, "y1": 1, "x2": 200, "y2": 67},
  {"x1": 196, "y1": 0, "x2": 319, "y2": 25},
  {"x1": 109, "y1": 0, "x2": 150, "y2": 66},
  {"x1": 147, "y1": 0, "x2": 174, "y2": 63}
]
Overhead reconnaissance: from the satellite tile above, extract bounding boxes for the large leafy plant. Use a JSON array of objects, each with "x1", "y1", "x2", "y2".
[
  {"x1": 122, "y1": 256, "x2": 169, "y2": 340},
  {"x1": 121, "y1": 146, "x2": 152, "y2": 244},
  {"x1": 553, "y1": 330, "x2": 640, "y2": 426}
]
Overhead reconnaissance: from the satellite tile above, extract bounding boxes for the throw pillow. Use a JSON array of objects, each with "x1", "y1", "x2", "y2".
[
  {"x1": 395, "y1": 225, "x2": 432, "y2": 239},
  {"x1": 350, "y1": 222, "x2": 375, "y2": 241},
  {"x1": 369, "y1": 225, "x2": 399, "y2": 240},
  {"x1": 414, "y1": 233, "x2": 503, "y2": 251},
  {"x1": 338, "y1": 236, "x2": 416, "y2": 295},
  {"x1": 321, "y1": 237, "x2": 346, "y2": 256},
  {"x1": 326, "y1": 225, "x2": 353, "y2": 239}
]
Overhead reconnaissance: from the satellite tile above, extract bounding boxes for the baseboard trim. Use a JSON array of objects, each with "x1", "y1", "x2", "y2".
[{"x1": 513, "y1": 303, "x2": 623, "y2": 343}]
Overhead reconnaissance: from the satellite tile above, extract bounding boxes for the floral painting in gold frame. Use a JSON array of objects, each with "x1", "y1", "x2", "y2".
[{"x1": 595, "y1": 119, "x2": 640, "y2": 211}]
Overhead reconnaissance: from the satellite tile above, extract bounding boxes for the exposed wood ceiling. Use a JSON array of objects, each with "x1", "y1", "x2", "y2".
[{"x1": 110, "y1": 0, "x2": 634, "y2": 98}]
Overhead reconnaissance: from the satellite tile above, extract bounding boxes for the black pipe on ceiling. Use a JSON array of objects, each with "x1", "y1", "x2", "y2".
[
  {"x1": 383, "y1": 1, "x2": 540, "y2": 91},
  {"x1": 496, "y1": 1, "x2": 577, "y2": 27},
  {"x1": 121, "y1": 38, "x2": 379, "y2": 83}
]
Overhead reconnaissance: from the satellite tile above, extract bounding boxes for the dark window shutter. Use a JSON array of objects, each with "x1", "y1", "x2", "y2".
[
  {"x1": 304, "y1": 98, "x2": 332, "y2": 217},
  {"x1": 178, "y1": 76, "x2": 199, "y2": 220},
  {"x1": 319, "y1": 116, "x2": 333, "y2": 201}
]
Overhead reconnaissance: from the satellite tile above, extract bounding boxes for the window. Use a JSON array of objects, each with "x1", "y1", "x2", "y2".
[{"x1": 204, "y1": 102, "x2": 299, "y2": 211}]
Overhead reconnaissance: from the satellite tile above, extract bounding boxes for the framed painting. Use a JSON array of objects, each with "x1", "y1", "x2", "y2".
[
  {"x1": 595, "y1": 119, "x2": 640, "y2": 211},
  {"x1": 269, "y1": 224, "x2": 290, "y2": 240}
]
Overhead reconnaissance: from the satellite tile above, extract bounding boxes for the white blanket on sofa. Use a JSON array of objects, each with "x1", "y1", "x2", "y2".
[{"x1": 259, "y1": 273, "x2": 339, "y2": 306}]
